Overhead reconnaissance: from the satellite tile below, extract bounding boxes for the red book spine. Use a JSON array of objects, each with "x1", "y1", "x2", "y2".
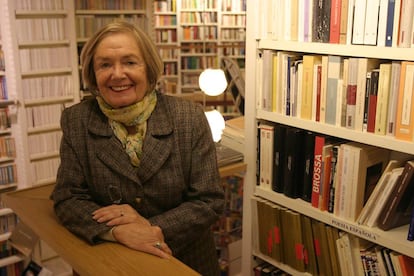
[{"x1": 311, "y1": 136, "x2": 324, "y2": 207}]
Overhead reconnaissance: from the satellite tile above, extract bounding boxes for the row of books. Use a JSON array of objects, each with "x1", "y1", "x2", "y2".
[
  {"x1": 16, "y1": 0, "x2": 65, "y2": 10},
  {"x1": 154, "y1": 15, "x2": 177, "y2": 27},
  {"x1": 74, "y1": 0, "x2": 145, "y2": 10},
  {"x1": 153, "y1": 0, "x2": 246, "y2": 13},
  {"x1": 153, "y1": 0, "x2": 177, "y2": 13},
  {"x1": 155, "y1": 29, "x2": 177, "y2": 44},
  {"x1": 255, "y1": 196, "x2": 414, "y2": 275},
  {"x1": 259, "y1": 0, "x2": 414, "y2": 48},
  {"x1": 180, "y1": 11, "x2": 218, "y2": 24},
  {"x1": 75, "y1": 16, "x2": 147, "y2": 39},
  {"x1": 0, "y1": 137, "x2": 16, "y2": 159},
  {"x1": 15, "y1": 18, "x2": 66, "y2": 42},
  {"x1": 259, "y1": 50, "x2": 414, "y2": 141},
  {"x1": 21, "y1": 75, "x2": 73, "y2": 101},
  {"x1": 258, "y1": 122, "x2": 414, "y2": 230},
  {"x1": 30, "y1": 157, "x2": 59, "y2": 184},
  {"x1": 181, "y1": 26, "x2": 218, "y2": 41},
  {"x1": 180, "y1": 0, "x2": 217, "y2": 9},
  {"x1": 27, "y1": 131, "x2": 61, "y2": 156},
  {"x1": 26, "y1": 104, "x2": 65, "y2": 129},
  {"x1": 0, "y1": 164, "x2": 17, "y2": 186},
  {"x1": 0, "y1": 108, "x2": 10, "y2": 130}
]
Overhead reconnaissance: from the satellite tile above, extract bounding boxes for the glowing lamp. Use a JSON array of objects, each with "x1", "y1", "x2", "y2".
[{"x1": 198, "y1": 69, "x2": 228, "y2": 96}]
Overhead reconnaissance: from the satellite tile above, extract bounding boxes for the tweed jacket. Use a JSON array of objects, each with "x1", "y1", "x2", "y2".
[{"x1": 51, "y1": 91, "x2": 225, "y2": 275}]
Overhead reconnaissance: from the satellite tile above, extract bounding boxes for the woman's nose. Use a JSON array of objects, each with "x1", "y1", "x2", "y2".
[{"x1": 112, "y1": 64, "x2": 125, "y2": 78}]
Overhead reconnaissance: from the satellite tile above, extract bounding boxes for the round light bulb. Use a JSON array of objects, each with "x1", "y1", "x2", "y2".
[{"x1": 199, "y1": 69, "x2": 228, "y2": 96}]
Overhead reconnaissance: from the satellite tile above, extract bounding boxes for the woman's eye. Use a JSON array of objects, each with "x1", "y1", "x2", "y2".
[{"x1": 99, "y1": 63, "x2": 111, "y2": 69}]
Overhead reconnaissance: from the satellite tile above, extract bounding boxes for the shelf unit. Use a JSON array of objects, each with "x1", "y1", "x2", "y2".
[
  {"x1": 0, "y1": 2, "x2": 28, "y2": 273},
  {"x1": 74, "y1": 0, "x2": 153, "y2": 99},
  {"x1": 152, "y1": 0, "x2": 246, "y2": 114},
  {"x1": 242, "y1": 1, "x2": 414, "y2": 275}
]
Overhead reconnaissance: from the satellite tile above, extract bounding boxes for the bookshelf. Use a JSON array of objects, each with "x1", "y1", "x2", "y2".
[
  {"x1": 243, "y1": 0, "x2": 414, "y2": 275},
  {"x1": 0, "y1": 1, "x2": 29, "y2": 274},
  {"x1": 74, "y1": 0, "x2": 153, "y2": 99},
  {"x1": 152, "y1": 0, "x2": 246, "y2": 114}
]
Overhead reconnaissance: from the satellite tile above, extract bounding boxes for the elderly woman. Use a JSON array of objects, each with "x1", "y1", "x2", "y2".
[{"x1": 51, "y1": 21, "x2": 224, "y2": 276}]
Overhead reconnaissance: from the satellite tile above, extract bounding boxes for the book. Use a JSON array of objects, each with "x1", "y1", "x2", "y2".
[
  {"x1": 351, "y1": 0, "x2": 367, "y2": 44},
  {"x1": 283, "y1": 127, "x2": 305, "y2": 198},
  {"x1": 365, "y1": 166, "x2": 404, "y2": 227},
  {"x1": 378, "y1": 160, "x2": 414, "y2": 230},
  {"x1": 318, "y1": 55, "x2": 329, "y2": 123},
  {"x1": 375, "y1": 63, "x2": 392, "y2": 135},
  {"x1": 397, "y1": 0, "x2": 414, "y2": 48},
  {"x1": 325, "y1": 225, "x2": 341, "y2": 276},
  {"x1": 391, "y1": 0, "x2": 402, "y2": 47},
  {"x1": 385, "y1": 0, "x2": 398, "y2": 47},
  {"x1": 407, "y1": 203, "x2": 414, "y2": 241},
  {"x1": 301, "y1": 131, "x2": 315, "y2": 202},
  {"x1": 311, "y1": 219, "x2": 333, "y2": 276},
  {"x1": 215, "y1": 139, "x2": 244, "y2": 166},
  {"x1": 325, "y1": 55, "x2": 343, "y2": 125},
  {"x1": 357, "y1": 158, "x2": 406, "y2": 225},
  {"x1": 343, "y1": 142, "x2": 390, "y2": 221},
  {"x1": 339, "y1": 0, "x2": 350, "y2": 44},
  {"x1": 312, "y1": 0, "x2": 331, "y2": 43},
  {"x1": 367, "y1": 69, "x2": 381, "y2": 133},
  {"x1": 301, "y1": 55, "x2": 322, "y2": 120},
  {"x1": 259, "y1": 123, "x2": 275, "y2": 191},
  {"x1": 345, "y1": 58, "x2": 358, "y2": 129},
  {"x1": 386, "y1": 61, "x2": 402, "y2": 136},
  {"x1": 311, "y1": 135, "x2": 325, "y2": 208},
  {"x1": 272, "y1": 124, "x2": 287, "y2": 193},
  {"x1": 355, "y1": 58, "x2": 381, "y2": 132},
  {"x1": 300, "y1": 215, "x2": 318, "y2": 275},
  {"x1": 329, "y1": 0, "x2": 342, "y2": 44},
  {"x1": 363, "y1": 0, "x2": 381, "y2": 45},
  {"x1": 398, "y1": 254, "x2": 414, "y2": 275},
  {"x1": 377, "y1": 0, "x2": 390, "y2": 46},
  {"x1": 362, "y1": 71, "x2": 373, "y2": 132},
  {"x1": 395, "y1": 61, "x2": 414, "y2": 141}
]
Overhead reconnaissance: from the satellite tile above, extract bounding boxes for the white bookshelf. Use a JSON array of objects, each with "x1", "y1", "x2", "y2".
[{"x1": 242, "y1": 0, "x2": 414, "y2": 275}]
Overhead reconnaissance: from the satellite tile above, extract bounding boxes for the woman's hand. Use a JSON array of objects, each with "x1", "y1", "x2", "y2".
[
  {"x1": 92, "y1": 204, "x2": 172, "y2": 258},
  {"x1": 92, "y1": 204, "x2": 150, "y2": 226},
  {"x1": 112, "y1": 223, "x2": 172, "y2": 259}
]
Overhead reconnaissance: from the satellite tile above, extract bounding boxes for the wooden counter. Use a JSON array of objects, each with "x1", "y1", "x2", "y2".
[
  {"x1": 2, "y1": 184, "x2": 199, "y2": 276},
  {"x1": 1, "y1": 162, "x2": 246, "y2": 275}
]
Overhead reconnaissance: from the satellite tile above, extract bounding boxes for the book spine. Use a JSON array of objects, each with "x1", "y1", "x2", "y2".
[
  {"x1": 311, "y1": 136, "x2": 324, "y2": 207},
  {"x1": 407, "y1": 203, "x2": 414, "y2": 241}
]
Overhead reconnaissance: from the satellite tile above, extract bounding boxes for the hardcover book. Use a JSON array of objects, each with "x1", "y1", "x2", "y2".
[{"x1": 378, "y1": 160, "x2": 414, "y2": 230}]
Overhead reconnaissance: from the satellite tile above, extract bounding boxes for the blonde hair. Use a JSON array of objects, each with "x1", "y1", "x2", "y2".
[{"x1": 80, "y1": 21, "x2": 163, "y2": 96}]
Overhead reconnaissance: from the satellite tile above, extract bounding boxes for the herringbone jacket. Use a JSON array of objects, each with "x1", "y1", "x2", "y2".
[{"x1": 51, "y1": 91, "x2": 224, "y2": 276}]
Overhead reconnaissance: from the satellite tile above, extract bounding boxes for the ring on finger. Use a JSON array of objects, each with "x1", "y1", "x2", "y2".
[{"x1": 154, "y1": 241, "x2": 162, "y2": 250}]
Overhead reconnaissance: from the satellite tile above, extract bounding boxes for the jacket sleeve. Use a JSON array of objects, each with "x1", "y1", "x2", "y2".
[
  {"x1": 51, "y1": 107, "x2": 110, "y2": 244},
  {"x1": 148, "y1": 103, "x2": 225, "y2": 254}
]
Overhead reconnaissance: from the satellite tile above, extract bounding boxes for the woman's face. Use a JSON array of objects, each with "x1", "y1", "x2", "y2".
[{"x1": 93, "y1": 32, "x2": 149, "y2": 108}]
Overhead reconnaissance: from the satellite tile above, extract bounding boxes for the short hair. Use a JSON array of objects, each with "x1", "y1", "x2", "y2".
[{"x1": 80, "y1": 21, "x2": 164, "y2": 96}]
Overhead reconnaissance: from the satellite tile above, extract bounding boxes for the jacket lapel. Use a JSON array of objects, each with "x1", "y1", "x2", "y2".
[
  {"x1": 138, "y1": 94, "x2": 173, "y2": 183},
  {"x1": 87, "y1": 102, "x2": 139, "y2": 183},
  {"x1": 86, "y1": 95, "x2": 174, "y2": 184}
]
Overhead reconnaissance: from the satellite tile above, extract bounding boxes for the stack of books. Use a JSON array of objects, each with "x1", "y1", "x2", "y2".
[{"x1": 220, "y1": 116, "x2": 245, "y2": 155}]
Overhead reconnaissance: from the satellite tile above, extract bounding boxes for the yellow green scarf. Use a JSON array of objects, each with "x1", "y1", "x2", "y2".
[{"x1": 97, "y1": 90, "x2": 157, "y2": 166}]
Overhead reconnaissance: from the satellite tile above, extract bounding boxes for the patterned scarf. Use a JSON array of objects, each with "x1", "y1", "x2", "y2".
[{"x1": 97, "y1": 90, "x2": 157, "y2": 166}]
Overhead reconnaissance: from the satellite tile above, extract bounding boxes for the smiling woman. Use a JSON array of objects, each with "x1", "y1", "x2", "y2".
[{"x1": 51, "y1": 21, "x2": 225, "y2": 276}]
